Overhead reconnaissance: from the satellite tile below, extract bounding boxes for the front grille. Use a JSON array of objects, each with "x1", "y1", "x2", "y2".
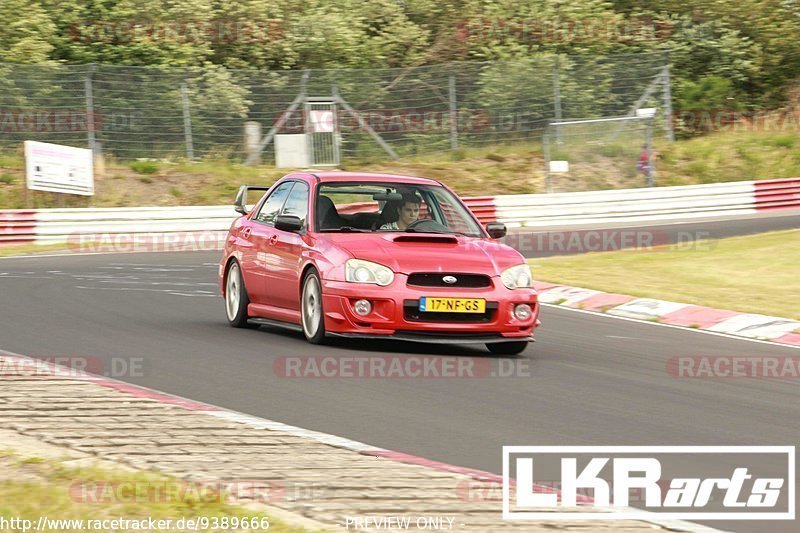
[
  {"x1": 403, "y1": 300, "x2": 497, "y2": 323},
  {"x1": 407, "y1": 273, "x2": 492, "y2": 288}
]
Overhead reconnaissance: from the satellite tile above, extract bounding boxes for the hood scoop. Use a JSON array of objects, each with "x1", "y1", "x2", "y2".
[{"x1": 392, "y1": 234, "x2": 458, "y2": 244}]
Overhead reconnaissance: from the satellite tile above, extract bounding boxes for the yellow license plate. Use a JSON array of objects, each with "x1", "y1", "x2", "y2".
[{"x1": 419, "y1": 297, "x2": 486, "y2": 313}]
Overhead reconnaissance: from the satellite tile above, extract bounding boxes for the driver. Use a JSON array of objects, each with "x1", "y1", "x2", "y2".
[{"x1": 380, "y1": 191, "x2": 421, "y2": 230}]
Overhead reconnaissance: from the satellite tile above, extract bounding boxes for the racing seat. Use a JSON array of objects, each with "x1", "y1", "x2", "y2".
[
  {"x1": 372, "y1": 199, "x2": 401, "y2": 229},
  {"x1": 317, "y1": 195, "x2": 345, "y2": 230}
]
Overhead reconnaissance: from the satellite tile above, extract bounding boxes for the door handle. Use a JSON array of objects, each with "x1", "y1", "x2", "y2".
[
  {"x1": 241, "y1": 227, "x2": 252, "y2": 238},
  {"x1": 269, "y1": 234, "x2": 279, "y2": 245}
]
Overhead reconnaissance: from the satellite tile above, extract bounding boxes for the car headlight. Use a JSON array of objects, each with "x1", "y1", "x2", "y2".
[
  {"x1": 501, "y1": 264, "x2": 533, "y2": 289},
  {"x1": 345, "y1": 259, "x2": 394, "y2": 286}
]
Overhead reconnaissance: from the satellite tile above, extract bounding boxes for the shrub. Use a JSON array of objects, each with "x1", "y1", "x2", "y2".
[
  {"x1": 130, "y1": 161, "x2": 159, "y2": 174},
  {"x1": 771, "y1": 135, "x2": 796, "y2": 148}
]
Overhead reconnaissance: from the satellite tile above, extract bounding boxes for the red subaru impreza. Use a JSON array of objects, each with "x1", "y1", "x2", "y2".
[{"x1": 219, "y1": 172, "x2": 540, "y2": 355}]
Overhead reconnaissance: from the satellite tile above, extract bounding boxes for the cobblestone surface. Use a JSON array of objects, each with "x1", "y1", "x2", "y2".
[{"x1": 0, "y1": 354, "x2": 687, "y2": 532}]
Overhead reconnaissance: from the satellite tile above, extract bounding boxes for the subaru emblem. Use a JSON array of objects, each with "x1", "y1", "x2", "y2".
[{"x1": 443, "y1": 275, "x2": 457, "y2": 284}]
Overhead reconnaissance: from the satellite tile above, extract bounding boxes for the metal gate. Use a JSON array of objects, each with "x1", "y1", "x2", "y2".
[{"x1": 304, "y1": 98, "x2": 340, "y2": 166}]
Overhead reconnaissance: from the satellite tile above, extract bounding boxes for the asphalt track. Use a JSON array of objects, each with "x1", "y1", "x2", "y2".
[{"x1": 1, "y1": 212, "x2": 798, "y2": 532}]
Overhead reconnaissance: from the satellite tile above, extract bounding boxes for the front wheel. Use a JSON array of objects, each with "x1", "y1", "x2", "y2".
[
  {"x1": 486, "y1": 341, "x2": 529, "y2": 356},
  {"x1": 301, "y1": 269, "x2": 327, "y2": 344},
  {"x1": 225, "y1": 260, "x2": 254, "y2": 328}
]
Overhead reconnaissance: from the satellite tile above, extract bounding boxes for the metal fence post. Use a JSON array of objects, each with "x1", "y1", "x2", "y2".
[
  {"x1": 449, "y1": 75, "x2": 458, "y2": 150},
  {"x1": 181, "y1": 83, "x2": 194, "y2": 160},
  {"x1": 84, "y1": 65, "x2": 97, "y2": 154},
  {"x1": 553, "y1": 56, "x2": 563, "y2": 144},
  {"x1": 662, "y1": 51, "x2": 675, "y2": 142},
  {"x1": 331, "y1": 82, "x2": 342, "y2": 166},
  {"x1": 646, "y1": 117, "x2": 655, "y2": 187},
  {"x1": 543, "y1": 129, "x2": 553, "y2": 193}
]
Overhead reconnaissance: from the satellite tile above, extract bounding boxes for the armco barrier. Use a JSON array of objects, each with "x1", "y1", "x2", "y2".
[
  {"x1": 0, "y1": 211, "x2": 38, "y2": 246},
  {"x1": 1, "y1": 178, "x2": 799, "y2": 247},
  {"x1": 754, "y1": 178, "x2": 800, "y2": 212}
]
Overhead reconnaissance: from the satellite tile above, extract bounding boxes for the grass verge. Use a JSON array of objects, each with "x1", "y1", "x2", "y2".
[
  {"x1": 0, "y1": 129, "x2": 798, "y2": 209},
  {"x1": 0, "y1": 451, "x2": 319, "y2": 532},
  {"x1": 528, "y1": 229, "x2": 800, "y2": 320},
  {"x1": 0, "y1": 244, "x2": 74, "y2": 258}
]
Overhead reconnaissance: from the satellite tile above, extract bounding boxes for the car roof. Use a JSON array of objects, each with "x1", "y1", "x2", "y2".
[{"x1": 310, "y1": 172, "x2": 440, "y2": 186}]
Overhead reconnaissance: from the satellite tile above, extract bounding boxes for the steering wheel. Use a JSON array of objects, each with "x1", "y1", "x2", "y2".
[{"x1": 405, "y1": 219, "x2": 451, "y2": 232}]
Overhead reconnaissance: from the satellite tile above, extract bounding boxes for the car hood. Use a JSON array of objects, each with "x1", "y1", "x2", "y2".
[{"x1": 323, "y1": 233, "x2": 524, "y2": 275}]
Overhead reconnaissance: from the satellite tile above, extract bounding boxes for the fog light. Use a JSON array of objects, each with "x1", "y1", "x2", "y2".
[
  {"x1": 354, "y1": 299, "x2": 372, "y2": 316},
  {"x1": 514, "y1": 304, "x2": 532, "y2": 320}
]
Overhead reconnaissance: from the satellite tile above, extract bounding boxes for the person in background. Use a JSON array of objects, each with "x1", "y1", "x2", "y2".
[{"x1": 638, "y1": 143, "x2": 651, "y2": 177}]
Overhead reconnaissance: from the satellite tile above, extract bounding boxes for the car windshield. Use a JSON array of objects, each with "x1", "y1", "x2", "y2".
[{"x1": 316, "y1": 182, "x2": 484, "y2": 237}]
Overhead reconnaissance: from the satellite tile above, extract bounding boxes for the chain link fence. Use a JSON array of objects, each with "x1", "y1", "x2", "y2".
[
  {"x1": 543, "y1": 115, "x2": 657, "y2": 192},
  {"x1": 0, "y1": 52, "x2": 671, "y2": 165}
]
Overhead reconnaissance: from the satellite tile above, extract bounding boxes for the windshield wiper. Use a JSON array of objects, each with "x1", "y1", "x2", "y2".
[
  {"x1": 320, "y1": 226, "x2": 370, "y2": 233},
  {"x1": 404, "y1": 228, "x2": 474, "y2": 237}
]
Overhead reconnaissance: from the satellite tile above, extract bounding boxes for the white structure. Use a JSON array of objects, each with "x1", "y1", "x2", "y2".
[{"x1": 274, "y1": 134, "x2": 309, "y2": 168}]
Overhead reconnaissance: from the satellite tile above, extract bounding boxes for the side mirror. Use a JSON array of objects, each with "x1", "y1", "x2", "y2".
[
  {"x1": 275, "y1": 215, "x2": 303, "y2": 233},
  {"x1": 485, "y1": 222, "x2": 507, "y2": 239},
  {"x1": 234, "y1": 184, "x2": 270, "y2": 215},
  {"x1": 234, "y1": 185, "x2": 248, "y2": 215}
]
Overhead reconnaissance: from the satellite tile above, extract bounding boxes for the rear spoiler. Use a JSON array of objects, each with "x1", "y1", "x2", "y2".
[{"x1": 234, "y1": 185, "x2": 271, "y2": 215}]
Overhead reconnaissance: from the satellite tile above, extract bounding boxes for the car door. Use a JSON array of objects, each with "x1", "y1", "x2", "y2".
[
  {"x1": 243, "y1": 181, "x2": 294, "y2": 304},
  {"x1": 264, "y1": 181, "x2": 309, "y2": 310}
]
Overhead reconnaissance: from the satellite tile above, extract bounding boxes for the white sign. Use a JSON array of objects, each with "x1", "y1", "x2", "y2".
[
  {"x1": 309, "y1": 110, "x2": 335, "y2": 133},
  {"x1": 275, "y1": 134, "x2": 309, "y2": 168},
  {"x1": 549, "y1": 160, "x2": 569, "y2": 173},
  {"x1": 636, "y1": 107, "x2": 657, "y2": 118},
  {"x1": 503, "y1": 446, "x2": 794, "y2": 521},
  {"x1": 25, "y1": 141, "x2": 94, "y2": 196}
]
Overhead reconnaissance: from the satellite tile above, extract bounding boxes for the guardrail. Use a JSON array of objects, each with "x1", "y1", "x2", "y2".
[{"x1": 2, "y1": 178, "x2": 799, "y2": 247}]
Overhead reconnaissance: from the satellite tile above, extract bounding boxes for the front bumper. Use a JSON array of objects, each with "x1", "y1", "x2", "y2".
[
  {"x1": 328, "y1": 331, "x2": 534, "y2": 344},
  {"x1": 321, "y1": 275, "x2": 540, "y2": 341}
]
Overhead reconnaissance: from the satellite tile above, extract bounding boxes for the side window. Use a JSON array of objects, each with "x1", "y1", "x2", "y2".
[
  {"x1": 280, "y1": 181, "x2": 309, "y2": 226},
  {"x1": 254, "y1": 181, "x2": 294, "y2": 225}
]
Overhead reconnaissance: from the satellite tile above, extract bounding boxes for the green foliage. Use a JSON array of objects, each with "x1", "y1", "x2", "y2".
[
  {"x1": 771, "y1": 135, "x2": 795, "y2": 149},
  {"x1": 130, "y1": 161, "x2": 159, "y2": 174},
  {"x1": 0, "y1": 0, "x2": 56, "y2": 63},
  {"x1": 0, "y1": 0, "x2": 797, "y2": 151},
  {"x1": 676, "y1": 76, "x2": 739, "y2": 112},
  {"x1": 0, "y1": 173, "x2": 16, "y2": 184}
]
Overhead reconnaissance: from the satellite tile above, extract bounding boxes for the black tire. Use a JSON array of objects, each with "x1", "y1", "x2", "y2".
[
  {"x1": 486, "y1": 341, "x2": 529, "y2": 356},
  {"x1": 301, "y1": 269, "x2": 327, "y2": 344},
  {"x1": 225, "y1": 260, "x2": 255, "y2": 328}
]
